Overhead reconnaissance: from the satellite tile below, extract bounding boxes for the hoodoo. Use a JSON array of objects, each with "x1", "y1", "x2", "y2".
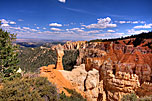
[{"x1": 55, "y1": 44, "x2": 64, "y2": 70}]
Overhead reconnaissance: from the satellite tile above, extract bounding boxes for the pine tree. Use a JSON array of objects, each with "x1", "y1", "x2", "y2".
[{"x1": 0, "y1": 21, "x2": 20, "y2": 80}]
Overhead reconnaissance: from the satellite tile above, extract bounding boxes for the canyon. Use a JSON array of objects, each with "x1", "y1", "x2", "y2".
[{"x1": 40, "y1": 36, "x2": 152, "y2": 101}]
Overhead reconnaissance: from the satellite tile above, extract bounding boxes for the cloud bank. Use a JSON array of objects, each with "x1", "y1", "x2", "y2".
[{"x1": 83, "y1": 17, "x2": 117, "y2": 29}]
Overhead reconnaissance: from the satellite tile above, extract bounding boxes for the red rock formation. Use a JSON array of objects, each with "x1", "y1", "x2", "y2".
[
  {"x1": 136, "y1": 82, "x2": 152, "y2": 97},
  {"x1": 85, "y1": 53, "x2": 152, "y2": 101},
  {"x1": 48, "y1": 37, "x2": 152, "y2": 100}
]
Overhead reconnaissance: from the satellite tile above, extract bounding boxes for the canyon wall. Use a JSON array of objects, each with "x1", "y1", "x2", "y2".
[
  {"x1": 42, "y1": 38, "x2": 152, "y2": 101},
  {"x1": 85, "y1": 50, "x2": 152, "y2": 101}
]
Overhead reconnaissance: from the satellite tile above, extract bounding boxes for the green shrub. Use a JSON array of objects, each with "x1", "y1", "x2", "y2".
[
  {"x1": 138, "y1": 95, "x2": 152, "y2": 101},
  {"x1": 0, "y1": 76, "x2": 59, "y2": 101},
  {"x1": 122, "y1": 93, "x2": 152, "y2": 101},
  {"x1": 0, "y1": 75, "x2": 86, "y2": 101},
  {"x1": 121, "y1": 93, "x2": 137, "y2": 101},
  {"x1": 60, "y1": 88, "x2": 86, "y2": 101}
]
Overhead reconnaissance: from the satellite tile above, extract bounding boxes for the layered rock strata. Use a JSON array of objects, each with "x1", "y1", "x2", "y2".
[{"x1": 59, "y1": 64, "x2": 100, "y2": 101}]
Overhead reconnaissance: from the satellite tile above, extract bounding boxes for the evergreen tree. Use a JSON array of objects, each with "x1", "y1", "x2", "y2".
[{"x1": 0, "y1": 22, "x2": 20, "y2": 80}]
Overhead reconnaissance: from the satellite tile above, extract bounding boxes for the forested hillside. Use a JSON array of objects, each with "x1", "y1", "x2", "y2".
[{"x1": 18, "y1": 47, "x2": 79, "y2": 72}]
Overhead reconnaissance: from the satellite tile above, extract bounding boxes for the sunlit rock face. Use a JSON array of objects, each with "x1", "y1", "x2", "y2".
[
  {"x1": 55, "y1": 44, "x2": 64, "y2": 70},
  {"x1": 46, "y1": 38, "x2": 152, "y2": 101},
  {"x1": 84, "y1": 55, "x2": 152, "y2": 101},
  {"x1": 83, "y1": 41, "x2": 152, "y2": 100},
  {"x1": 39, "y1": 64, "x2": 85, "y2": 97},
  {"x1": 59, "y1": 64, "x2": 100, "y2": 101},
  {"x1": 63, "y1": 41, "x2": 87, "y2": 50}
]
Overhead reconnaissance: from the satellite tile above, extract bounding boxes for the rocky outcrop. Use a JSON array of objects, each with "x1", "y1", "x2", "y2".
[
  {"x1": 76, "y1": 48, "x2": 107, "y2": 66},
  {"x1": 59, "y1": 64, "x2": 100, "y2": 101},
  {"x1": 103, "y1": 70, "x2": 140, "y2": 101},
  {"x1": 40, "y1": 64, "x2": 84, "y2": 97},
  {"x1": 51, "y1": 41, "x2": 87, "y2": 50},
  {"x1": 136, "y1": 82, "x2": 152, "y2": 97},
  {"x1": 63, "y1": 41, "x2": 87, "y2": 50},
  {"x1": 47, "y1": 38, "x2": 152, "y2": 100},
  {"x1": 55, "y1": 44, "x2": 64, "y2": 70},
  {"x1": 85, "y1": 54, "x2": 152, "y2": 101}
]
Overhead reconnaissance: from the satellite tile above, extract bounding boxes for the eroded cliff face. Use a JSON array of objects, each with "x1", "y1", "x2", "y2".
[
  {"x1": 85, "y1": 49, "x2": 152, "y2": 101},
  {"x1": 59, "y1": 39, "x2": 152, "y2": 100},
  {"x1": 59, "y1": 64, "x2": 100, "y2": 101},
  {"x1": 41, "y1": 38, "x2": 152, "y2": 101}
]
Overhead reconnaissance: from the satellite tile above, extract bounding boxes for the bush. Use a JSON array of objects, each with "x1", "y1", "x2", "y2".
[
  {"x1": 0, "y1": 76, "x2": 60, "y2": 101},
  {"x1": 137, "y1": 95, "x2": 152, "y2": 101},
  {"x1": 122, "y1": 93, "x2": 152, "y2": 101},
  {"x1": 121, "y1": 93, "x2": 137, "y2": 101},
  {"x1": 60, "y1": 88, "x2": 86, "y2": 101},
  {"x1": 0, "y1": 75, "x2": 86, "y2": 101}
]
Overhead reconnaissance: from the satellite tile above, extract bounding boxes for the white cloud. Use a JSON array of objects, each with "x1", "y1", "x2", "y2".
[
  {"x1": 50, "y1": 28, "x2": 62, "y2": 31},
  {"x1": 114, "y1": 33, "x2": 124, "y2": 36},
  {"x1": 134, "y1": 24, "x2": 152, "y2": 29},
  {"x1": 68, "y1": 28, "x2": 83, "y2": 32},
  {"x1": 107, "y1": 30, "x2": 115, "y2": 32},
  {"x1": 1, "y1": 19, "x2": 9, "y2": 24},
  {"x1": 0, "y1": 19, "x2": 10, "y2": 27},
  {"x1": 119, "y1": 21, "x2": 126, "y2": 24},
  {"x1": 1, "y1": 23, "x2": 9, "y2": 27},
  {"x1": 128, "y1": 29, "x2": 149, "y2": 35},
  {"x1": 66, "y1": 27, "x2": 102, "y2": 34},
  {"x1": 30, "y1": 29, "x2": 37, "y2": 32},
  {"x1": 92, "y1": 32, "x2": 124, "y2": 39},
  {"x1": 58, "y1": 0, "x2": 66, "y2": 3},
  {"x1": 10, "y1": 21, "x2": 16, "y2": 24},
  {"x1": 132, "y1": 21, "x2": 138, "y2": 24},
  {"x1": 69, "y1": 28, "x2": 80, "y2": 31},
  {"x1": 116, "y1": 21, "x2": 146, "y2": 24},
  {"x1": 22, "y1": 27, "x2": 38, "y2": 32},
  {"x1": 84, "y1": 17, "x2": 117, "y2": 29},
  {"x1": 23, "y1": 27, "x2": 30, "y2": 30},
  {"x1": 36, "y1": 27, "x2": 40, "y2": 29},
  {"x1": 49, "y1": 23, "x2": 62, "y2": 27},
  {"x1": 86, "y1": 30, "x2": 101, "y2": 34}
]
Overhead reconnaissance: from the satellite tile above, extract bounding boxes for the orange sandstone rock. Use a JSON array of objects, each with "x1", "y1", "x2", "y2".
[
  {"x1": 55, "y1": 44, "x2": 64, "y2": 70},
  {"x1": 40, "y1": 65, "x2": 85, "y2": 97}
]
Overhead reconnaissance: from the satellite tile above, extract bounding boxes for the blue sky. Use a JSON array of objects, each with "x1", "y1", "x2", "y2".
[{"x1": 0, "y1": 0, "x2": 152, "y2": 40}]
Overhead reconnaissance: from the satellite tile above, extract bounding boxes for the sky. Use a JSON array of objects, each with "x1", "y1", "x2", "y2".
[{"x1": 0, "y1": 0, "x2": 152, "y2": 41}]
